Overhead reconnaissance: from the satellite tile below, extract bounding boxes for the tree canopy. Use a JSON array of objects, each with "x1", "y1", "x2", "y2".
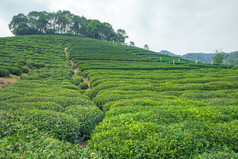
[
  {"x1": 9, "y1": 10, "x2": 128, "y2": 43},
  {"x1": 213, "y1": 49, "x2": 224, "y2": 64}
]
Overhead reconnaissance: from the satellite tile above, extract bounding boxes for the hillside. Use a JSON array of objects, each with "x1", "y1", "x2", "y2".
[
  {"x1": 0, "y1": 35, "x2": 237, "y2": 158},
  {"x1": 182, "y1": 53, "x2": 215, "y2": 63},
  {"x1": 159, "y1": 50, "x2": 238, "y2": 65}
]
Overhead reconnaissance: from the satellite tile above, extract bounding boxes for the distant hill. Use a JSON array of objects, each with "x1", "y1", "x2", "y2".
[
  {"x1": 182, "y1": 52, "x2": 238, "y2": 65},
  {"x1": 224, "y1": 51, "x2": 238, "y2": 65},
  {"x1": 159, "y1": 50, "x2": 179, "y2": 57},
  {"x1": 182, "y1": 53, "x2": 215, "y2": 63},
  {"x1": 158, "y1": 50, "x2": 238, "y2": 65}
]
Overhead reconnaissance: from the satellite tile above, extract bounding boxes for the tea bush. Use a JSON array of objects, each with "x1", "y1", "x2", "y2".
[
  {"x1": 0, "y1": 132, "x2": 98, "y2": 158},
  {"x1": 79, "y1": 82, "x2": 89, "y2": 89},
  {"x1": 0, "y1": 110, "x2": 82, "y2": 143},
  {"x1": 65, "y1": 105, "x2": 104, "y2": 139},
  {"x1": 0, "y1": 35, "x2": 105, "y2": 158},
  {"x1": 89, "y1": 121, "x2": 238, "y2": 158},
  {"x1": 72, "y1": 76, "x2": 83, "y2": 85},
  {"x1": 1, "y1": 35, "x2": 237, "y2": 158},
  {"x1": 67, "y1": 36, "x2": 238, "y2": 158},
  {"x1": 0, "y1": 101, "x2": 64, "y2": 112},
  {"x1": 195, "y1": 150, "x2": 238, "y2": 159},
  {"x1": 0, "y1": 66, "x2": 22, "y2": 76},
  {"x1": 0, "y1": 68, "x2": 9, "y2": 77}
]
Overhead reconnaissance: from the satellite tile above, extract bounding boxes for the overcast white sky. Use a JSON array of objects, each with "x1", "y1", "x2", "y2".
[{"x1": 0, "y1": 0, "x2": 237, "y2": 55}]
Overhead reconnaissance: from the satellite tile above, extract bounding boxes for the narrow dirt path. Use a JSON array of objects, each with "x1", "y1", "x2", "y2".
[
  {"x1": 65, "y1": 47, "x2": 91, "y2": 91},
  {"x1": 83, "y1": 78, "x2": 91, "y2": 91},
  {"x1": 64, "y1": 47, "x2": 91, "y2": 148},
  {"x1": 65, "y1": 47, "x2": 79, "y2": 77}
]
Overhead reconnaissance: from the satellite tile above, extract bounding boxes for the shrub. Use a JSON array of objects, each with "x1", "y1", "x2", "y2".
[
  {"x1": 89, "y1": 121, "x2": 238, "y2": 158},
  {"x1": 72, "y1": 76, "x2": 83, "y2": 85},
  {"x1": 27, "y1": 62, "x2": 45, "y2": 69},
  {"x1": 76, "y1": 71, "x2": 83, "y2": 76},
  {"x1": 79, "y1": 82, "x2": 89, "y2": 89},
  {"x1": 0, "y1": 68, "x2": 9, "y2": 77},
  {"x1": 5, "y1": 66, "x2": 22, "y2": 76},
  {"x1": 0, "y1": 92, "x2": 21, "y2": 101},
  {"x1": 21, "y1": 67, "x2": 29, "y2": 73},
  {"x1": 5, "y1": 96, "x2": 95, "y2": 107},
  {"x1": 62, "y1": 84, "x2": 79, "y2": 90},
  {"x1": 65, "y1": 105, "x2": 104, "y2": 139},
  {"x1": 0, "y1": 132, "x2": 98, "y2": 158},
  {"x1": 195, "y1": 150, "x2": 238, "y2": 159},
  {"x1": 0, "y1": 102, "x2": 64, "y2": 112},
  {"x1": 25, "y1": 74, "x2": 40, "y2": 80},
  {"x1": 0, "y1": 110, "x2": 82, "y2": 143}
]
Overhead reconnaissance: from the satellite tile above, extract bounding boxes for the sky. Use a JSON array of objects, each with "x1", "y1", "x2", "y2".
[{"x1": 0, "y1": 0, "x2": 238, "y2": 55}]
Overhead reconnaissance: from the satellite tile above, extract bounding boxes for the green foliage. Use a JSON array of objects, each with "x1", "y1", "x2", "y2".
[
  {"x1": 0, "y1": 66, "x2": 22, "y2": 76},
  {"x1": 72, "y1": 76, "x2": 83, "y2": 85},
  {"x1": 9, "y1": 10, "x2": 128, "y2": 43},
  {"x1": 79, "y1": 82, "x2": 89, "y2": 89},
  {"x1": 0, "y1": 35, "x2": 105, "y2": 158},
  {"x1": 0, "y1": 68, "x2": 10, "y2": 77},
  {"x1": 214, "y1": 49, "x2": 225, "y2": 64},
  {"x1": 1, "y1": 35, "x2": 237, "y2": 158},
  {"x1": 89, "y1": 120, "x2": 238, "y2": 158},
  {"x1": 195, "y1": 149, "x2": 238, "y2": 158},
  {"x1": 67, "y1": 35, "x2": 237, "y2": 158},
  {"x1": 21, "y1": 67, "x2": 29, "y2": 73},
  {"x1": 65, "y1": 105, "x2": 104, "y2": 139},
  {"x1": 1, "y1": 110, "x2": 82, "y2": 143},
  {"x1": 0, "y1": 102, "x2": 64, "y2": 112},
  {"x1": 62, "y1": 82, "x2": 80, "y2": 90},
  {"x1": 0, "y1": 133, "x2": 98, "y2": 158}
]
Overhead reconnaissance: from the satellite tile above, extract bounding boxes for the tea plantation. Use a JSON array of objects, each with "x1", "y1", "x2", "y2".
[{"x1": 0, "y1": 35, "x2": 237, "y2": 158}]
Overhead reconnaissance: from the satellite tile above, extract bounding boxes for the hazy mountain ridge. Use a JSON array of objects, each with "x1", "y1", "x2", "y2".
[{"x1": 159, "y1": 50, "x2": 238, "y2": 65}]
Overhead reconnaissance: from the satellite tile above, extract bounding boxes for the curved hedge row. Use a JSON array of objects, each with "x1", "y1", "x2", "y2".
[
  {"x1": 0, "y1": 132, "x2": 97, "y2": 158},
  {"x1": 0, "y1": 35, "x2": 105, "y2": 157},
  {"x1": 65, "y1": 105, "x2": 104, "y2": 139},
  {"x1": 0, "y1": 102, "x2": 64, "y2": 112},
  {"x1": 0, "y1": 68, "x2": 10, "y2": 77},
  {"x1": 89, "y1": 120, "x2": 238, "y2": 158},
  {"x1": 0, "y1": 66, "x2": 22, "y2": 76},
  {"x1": 1, "y1": 110, "x2": 82, "y2": 143}
]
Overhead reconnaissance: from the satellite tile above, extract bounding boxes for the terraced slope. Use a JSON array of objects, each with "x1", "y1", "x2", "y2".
[
  {"x1": 0, "y1": 35, "x2": 237, "y2": 158},
  {"x1": 0, "y1": 35, "x2": 103, "y2": 158},
  {"x1": 68, "y1": 38, "x2": 238, "y2": 158}
]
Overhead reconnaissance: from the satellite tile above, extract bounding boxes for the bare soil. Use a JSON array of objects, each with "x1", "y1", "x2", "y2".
[
  {"x1": 0, "y1": 75, "x2": 20, "y2": 88},
  {"x1": 77, "y1": 140, "x2": 88, "y2": 148},
  {"x1": 83, "y1": 78, "x2": 91, "y2": 91}
]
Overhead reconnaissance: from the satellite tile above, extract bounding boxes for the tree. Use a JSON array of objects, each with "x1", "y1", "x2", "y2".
[
  {"x1": 213, "y1": 49, "x2": 224, "y2": 64},
  {"x1": 129, "y1": 41, "x2": 135, "y2": 46},
  {"x1": 14, "y1": 22, "x2": 35, "y2": 35},
  {"x1": 71, "y1": 15, "x2": 82, "y2": 35},
  {"x1": 114, "y1": 29, "x2": 128, "y2": 43},
  {"x1": 101, "y1": 23, "x2": 115, "y2": 41},
  {"x1": 9, "y1": 10, "x2": 128, "y2": 42},
  {"x1": 27, "y1": 11, "x2": 48, "y2": 34},
  {"x1": 86, "y1": 20, "x2": 104, "y2": 39},
  {"x1": 9, "y1": 13, "x2": 28, "y2": 35},
  {"x1": 144, "y1": 44, "x2": 149, "y2": 50}
]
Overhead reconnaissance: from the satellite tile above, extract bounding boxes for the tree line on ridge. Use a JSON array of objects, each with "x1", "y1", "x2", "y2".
[{"x1": 9, "y1": 10, "x2": 128, "y2": 43}]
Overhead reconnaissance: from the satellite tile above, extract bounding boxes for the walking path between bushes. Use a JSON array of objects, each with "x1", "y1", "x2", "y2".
[
  {"x1": 65, "y1": 47, "x2": 91, "y2": 148},
  {"x1": 65, "y1": 47, "x2": 91, "y2": 91}
]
